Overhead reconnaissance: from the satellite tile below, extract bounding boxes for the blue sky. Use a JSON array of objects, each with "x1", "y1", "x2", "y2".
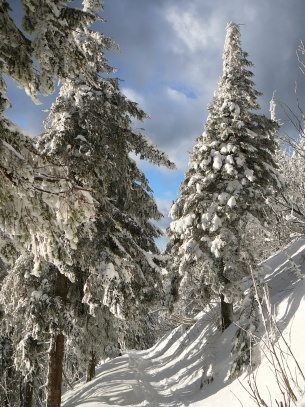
[{"x1": 5, "y1": 0, "x2": 305, "y2": 250}]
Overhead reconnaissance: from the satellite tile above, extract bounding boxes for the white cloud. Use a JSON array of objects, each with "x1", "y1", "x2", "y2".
[
  {"x1": 165, "y1": 6, "x2": 223, "y2": 54},
  {"x1": 167, "y1": 87, "x2": 188, "y2": 103}
]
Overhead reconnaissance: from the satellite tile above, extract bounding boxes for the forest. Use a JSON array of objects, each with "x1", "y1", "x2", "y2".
[{"x1": 1, "y1": 1, "x2": 305, "y2": 406}]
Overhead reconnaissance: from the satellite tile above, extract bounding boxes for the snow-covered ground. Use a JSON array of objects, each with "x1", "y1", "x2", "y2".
[{"x1": 62, "y1": 239, "x2": 305, "y2": 407}]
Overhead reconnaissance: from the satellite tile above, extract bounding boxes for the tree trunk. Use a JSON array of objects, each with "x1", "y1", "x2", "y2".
[
  {"x1": 23, "y1": 381, "x2": 34, "y2": 407},
  {"x1": 3, "y1": 366, "x2": 13, "y2": 407},
  {"x1": 46, "y1": 271, "x2": 68, "y2": 407},
  {"x1": 220, "y1": 294, "x2": 233, "y2": 331},
  {"x1": 86, "y1": 350, "x2": 96, "y2": 382}
]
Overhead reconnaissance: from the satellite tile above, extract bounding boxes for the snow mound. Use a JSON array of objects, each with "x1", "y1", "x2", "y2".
[{"x1": 62, "y1": 239, "x2": 305, "y2": 407}]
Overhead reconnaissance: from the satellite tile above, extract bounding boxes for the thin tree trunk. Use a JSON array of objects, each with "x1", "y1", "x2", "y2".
[
  {"x1": 220, "y1": 294, "x2": 233, "y2": 331},
  {"x1": 46, "y1": 271, "x2": 68, "y2": 407},
  {"x1": 23, "y1": 381, "x2": 34, "y2": 407},
  {"x1": 86, "y1": 350, "x2": 96, "y2": 382},
  {"x1": 3, "y1": 366, "x2": 13, "y2": 407}
]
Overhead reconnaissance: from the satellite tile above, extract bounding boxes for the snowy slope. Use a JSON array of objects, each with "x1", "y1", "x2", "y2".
[{"x1": 62, "y1": 239, "x2": 305, "y2": 407}]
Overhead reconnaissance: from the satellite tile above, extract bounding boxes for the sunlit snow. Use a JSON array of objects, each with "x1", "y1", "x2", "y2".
[{"x1": 62, "y1": 239, "x2": 305, "y2": 407}]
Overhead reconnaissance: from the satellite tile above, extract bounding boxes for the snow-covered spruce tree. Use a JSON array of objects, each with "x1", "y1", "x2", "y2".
[
  {"x1": 0, "y1": 1, "x2": 175, "y2": 405},
  {"x1": 0, "y1": 261, "x2": 35, "y2": 407},
  {"x1": 0, "y1": 256, "x2": 119, "y2": 405},
  {"x1": 0, "y1": 257, "x2": 50, "y2": 407},
  {"x1": 0, "y1": 0, "x2": 98, "y2": 278},
  {"x1": 168, "y1": 22, "x2": 281, "y2": 331},
  {"x1": 0, "y1": 270, "x2": 15, "y2": 407},
  {"x1": 35, "y1": 75, "x2": 174, "y2": 401},
  {"x1": 0, "y1": 1, "x2": 114, "y2": 405}
]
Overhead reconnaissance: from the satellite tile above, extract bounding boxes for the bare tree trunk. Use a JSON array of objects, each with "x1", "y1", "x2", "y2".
[
  {"x1": 23, "y1": 381, "x2": 33, "y2": 407},
  {"x1": 220, "y1": 294, "x2": 233, "y2": 331},
  {"x1": 4, "y1": 366, "x2": 12, "y2": 407},
  {"x1": 46, "y1": 271, "x2": 68, "y2": 407},
  {"x1": 86, "y1": 350, "x2": 96, "y2": 382}
]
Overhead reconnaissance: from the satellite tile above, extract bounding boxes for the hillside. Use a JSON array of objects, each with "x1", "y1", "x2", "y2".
[{"x1": 62, "y1": 239, "x2": 305, "y2": 407}]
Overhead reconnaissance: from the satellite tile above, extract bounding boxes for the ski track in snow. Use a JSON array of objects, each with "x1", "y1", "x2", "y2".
[{"x1": 62, "y1": 239, "x2": 305, "y2": 407}]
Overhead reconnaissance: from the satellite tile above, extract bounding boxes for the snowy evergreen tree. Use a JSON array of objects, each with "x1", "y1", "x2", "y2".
[
  {"x1": 0, "y1": 3, "x2": 110, "y2": 401},
  {"x1": 1, "y1": 1, "x2": 174, "y2": 405},
  {"x1": 0, "y1": 0, "x2": 94, "y2": 272},
  {"x1": 168, "y1": 22, "x2": 281, "y2": 331},
  {"x1": 35, "y1": 69, "x2": 174, "y2": 404}
]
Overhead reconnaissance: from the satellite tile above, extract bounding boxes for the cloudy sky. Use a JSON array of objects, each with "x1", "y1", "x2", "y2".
[{"x1": 6, "y1": 0, "x2": 305, "y2": 248}]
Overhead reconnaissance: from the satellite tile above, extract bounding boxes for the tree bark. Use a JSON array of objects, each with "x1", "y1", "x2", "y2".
[
  {"x1": 23, "y1": 381, "x2": 34, "y2": 407},
  {"x1": 220, "y1": 294, "x2": 233, "y2": 331},
  {"x1": 3, "y1": 365, "x2": 13, "y2": 407},
  {"x1": 46, "y1": 271, "x2": 68, "y2": 407},
  {"x1": 86, "y1": 350, "x2": 96, "y2": 382}
]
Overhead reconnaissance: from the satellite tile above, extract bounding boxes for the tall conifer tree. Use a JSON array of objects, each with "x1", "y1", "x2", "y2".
[
  {"x1": 36, "y1": 75, "x2": 174, "y2": 404},
  {"x1": 0, "y1": 1, "x2": 174, "y2": 405},
  {"x1": 168, "y1": 22, "x2": 281, "y2": 330},
  {"x1": 0, "y1": 0, "x2": 96, "y2": 273}
]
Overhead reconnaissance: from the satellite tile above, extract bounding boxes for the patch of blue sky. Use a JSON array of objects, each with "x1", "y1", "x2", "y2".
[
  {"x1": 155, "y1": 236, "x2": 169, "y2": 252},
  {"x1": 143, "y1": 167, "x2": 182, "y2": 201},
  {"x1": 4, "y1": 75, "x2": 59, "y2": 137}
]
